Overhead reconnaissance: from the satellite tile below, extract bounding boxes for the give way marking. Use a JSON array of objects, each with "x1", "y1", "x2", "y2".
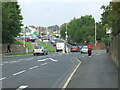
[{"x1": 38, "y1": 58, "x2": 58, "y2": 62}]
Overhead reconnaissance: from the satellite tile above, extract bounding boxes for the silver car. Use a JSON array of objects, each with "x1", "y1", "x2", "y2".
[
  {"x1": 33, "y1": 46, "x2": 48, "y2": 56},
  {"x1": 80, "y1": 46, "x2": 88, "y2": 53}
]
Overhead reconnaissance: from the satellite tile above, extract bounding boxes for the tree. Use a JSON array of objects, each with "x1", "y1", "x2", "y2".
[
  {"x1": 2, "y1": 1, "x2": 23, "y2": 43},
  {"x1": 101, "y1": 2, "x2": 120, "y2": 35}
]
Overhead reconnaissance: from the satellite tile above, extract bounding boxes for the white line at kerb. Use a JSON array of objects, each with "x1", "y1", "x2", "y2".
[
  {"x1": 62, "y1": 58, "x2": 81, "y2": 89},
  {"x1": 13, "y1": 70, "x2": 26, "y2": 76},
  {"x1": 0, "y1": 77, "x2": 6, "y2": 81},
  {"x1": 29, "y1": 66, "x2": 38, "y2": 70}
]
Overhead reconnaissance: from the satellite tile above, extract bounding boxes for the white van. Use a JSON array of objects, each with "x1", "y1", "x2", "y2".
[{"x1": 56, "y1": 42, "x2": 65, "y2": 52}]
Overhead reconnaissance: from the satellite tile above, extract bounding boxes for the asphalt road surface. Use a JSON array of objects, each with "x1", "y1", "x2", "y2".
[{"x1": 2, "y1": 52, "x2": 85, "y2": 89}]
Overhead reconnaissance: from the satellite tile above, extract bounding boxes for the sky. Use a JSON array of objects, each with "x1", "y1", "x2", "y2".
[{"x1": 18, "y1": 0, "x2": 112, "y2": 27}]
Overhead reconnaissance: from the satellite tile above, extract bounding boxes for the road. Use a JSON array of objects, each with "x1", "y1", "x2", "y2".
[
  {"x1": 2, "y1": 52, "x2": 85, "y2": 89},
  {"x1": 1, "y1": 39, "x2": 118, "y2": 89}
]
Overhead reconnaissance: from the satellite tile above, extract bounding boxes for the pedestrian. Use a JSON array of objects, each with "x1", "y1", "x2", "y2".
[
  {"x1": 87, "y1": 44, "x2": 92, "y2": 57},
  {"x1": 7, "y1": 43, "x2": 11, "y2": 53}
]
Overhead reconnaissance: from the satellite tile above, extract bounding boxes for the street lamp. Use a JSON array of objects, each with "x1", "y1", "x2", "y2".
[
  {"x1": 65, "y1": 23, "x2": 69, "y2": 53},
  {"x1": 24, "y1": 26, "x2": 28, "y2": 53},
  {"x1": 95, "y1": 21, "x2": 97, "y2": 46}
]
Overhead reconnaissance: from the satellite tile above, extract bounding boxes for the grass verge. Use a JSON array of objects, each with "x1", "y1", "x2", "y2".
[
  {"x1": 40, "y1": 42, "x2": 56, "y2": 52},
  {"x1": 5, "y1": 52, "x2": 33, "y2": 56},
  {"x1": 15, "y1": 40, "x2": 33, "y2": 49}
]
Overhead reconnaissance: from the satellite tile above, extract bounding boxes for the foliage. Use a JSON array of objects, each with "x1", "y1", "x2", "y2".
[
  {"x1": 2, "y1": 2, "x2": 23, "y2": 44},
  {"x1": 60, "y1": 15, "x2": 106, "y2": 44},
  {"x1": 101, "y1": 2, "x2": 120, "y2": 35}
]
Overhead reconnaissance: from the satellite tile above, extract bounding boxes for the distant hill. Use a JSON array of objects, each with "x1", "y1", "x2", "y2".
[{"x1": 48, "y1": 25, "x2": 59, "y2": 31}]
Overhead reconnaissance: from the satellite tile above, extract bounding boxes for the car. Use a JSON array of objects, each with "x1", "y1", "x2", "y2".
[
  {"x1": 78, "y1": 46, "x2": 83, "y2": 51},
  {"x1": 70, "y1": 46, "x2": 79, "y2": 52},
  {"x1": 33, "y1": 46, "x2": 48, "y2": 56},
  {"x1": 42, "y1": 38, "x2": 49, "y2": 42},
  {"x1": 80, "y1": 46, "x2": 88, "y2": 53},
  {"x1": 29, "y1": 36, "x2": 36, "y2": 42},
  {"x1": 52, "y1": 41, "x2": 57, "y2": 46},
  {"x1": 24, "y1": 38, "x2": 29, "y2": 42}
]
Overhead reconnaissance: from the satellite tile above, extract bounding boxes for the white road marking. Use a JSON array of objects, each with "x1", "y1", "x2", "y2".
[
  {"x1": 19, "y1": 59, "x2": 24, "y2": 61},
  {"x1": 29, "y1": 66, "x2": 38, "y2": 70},
  {"x1": 62, "y1": 58, "x2": 81, "y2": 89},
  {"x1": 16, "y1": 85, "x2": 28, "y2": 90},
  {"x1": 38, "y1": 58, "x2": 58, "y2": 62},
  {"x1": 3, "y1": 62, "x2": 8, "y2": 64},
  {"x1": 9, "y1": 61, "x2": 17, "y2": 63},
  {"x1": 41, "y1": 63, "x2": 47, "y2": 65},
  {"x1": 38, "y1": 58, "x2": 49, "y2": 62},
  {"x1": 13, "y1": 70, "x2": 26, "y2": 76},
  {"x1": 16, "y1": 61, "x2": 20, "y2": 63},
  {"x1": 25, "y1": 58, "x2": 33, "y2": 61},
  {"x1": 0, "y1": 77, "x2": 6, "y2": 81},
  {"x1": 0, "y1": 63, "x2": 3, "y2": 65},
  {"x1": 49, "y1": 58, "x2": 58, "y2": 62}
]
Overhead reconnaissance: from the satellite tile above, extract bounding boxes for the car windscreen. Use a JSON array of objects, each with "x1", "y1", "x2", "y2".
[
  {"x1": 82, "y1": 47, "x2": 88, "y2": 49},
  {"x1": 34, "y1": 46, "x2": 43, "y2": 49},
  {"x1": 72, "y1": 46, "x2": 78, "y2": 48}
]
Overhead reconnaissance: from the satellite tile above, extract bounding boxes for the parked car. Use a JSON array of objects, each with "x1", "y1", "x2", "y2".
[
  {"x1": 24, "y1": 38, "x2": 29, "y2": 42},
  {"x1": 80, "y1": 46, "x2": 88, "y2": 53},
  {"x1": 52, "y1": 41, "x2": 57, "y2": 46},
  {"x1": 42, "y1": 38, "x2": 49, "y2": 42},
  {"x1": 78, "y1": 46, "x2": 83, "y2": 51},
  {"x1": 29, "y1": 36, "x2": 36, "y2": 42},
  {"x1": 33, "y1": 46, "x2": 48, "y2": 56},
  {"x1": 70, "y1": 46, "x2": 79, "y2": 52}
]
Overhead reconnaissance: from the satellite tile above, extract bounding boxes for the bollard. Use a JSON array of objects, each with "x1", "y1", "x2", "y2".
[{"x1": 62, "y1": 49, "x2": 65, "y2": 53}]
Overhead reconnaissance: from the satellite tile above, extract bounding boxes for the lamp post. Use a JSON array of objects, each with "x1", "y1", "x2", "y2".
[
  {"x1": 24, "y1": 26, "x2": 28, "y2": 53},
  {"x1": 65, "y1": 23, "x2": 68, "y2": 53},
  {"x1": 95, "y1": 21, "x2": 97, "y2": 46}
]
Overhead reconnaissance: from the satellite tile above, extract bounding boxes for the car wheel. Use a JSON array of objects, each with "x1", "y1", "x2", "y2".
[{"x1": 33, "y1": 53, "x2": 36, "y2": 56}]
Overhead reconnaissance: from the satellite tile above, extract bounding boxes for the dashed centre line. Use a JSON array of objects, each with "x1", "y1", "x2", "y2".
[
  {"x1": 29, "y1": 66, "x2": 38, "y2": 70},
  {"x1": 25, "y1": 58, "x2": 33, "y2": 61},
  {"x1": 13, "y1": 70, "x2": 26, "y2": 76},
  {"x1": 0, "y1": 77, "x2": 6, "y2": 81},
  {"x1": 41, "y1": 63, "x2": 47, "y2": 65}
]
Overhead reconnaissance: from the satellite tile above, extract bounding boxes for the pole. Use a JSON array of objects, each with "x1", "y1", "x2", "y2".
[
  {"x1": 25, "y1": 26, "x2": 28, "y2": 53},
  {"x1": 65, "y1": 23, "x2": 68, "y2": 53},
  {"x1": 95, "y1": 21, "x2": 97, "y2": 46}
]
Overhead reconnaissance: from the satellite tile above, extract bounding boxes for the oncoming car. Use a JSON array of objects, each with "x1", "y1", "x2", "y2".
[
  {"x1": 80, "y1": 46, "x2": 88, "y2": 53},
  {"x1": 33, "y1": 46, "x2": 48, "y2": 56},
  {"x1": 70, "y1": 46, "x2": 79, "y2": 52}
]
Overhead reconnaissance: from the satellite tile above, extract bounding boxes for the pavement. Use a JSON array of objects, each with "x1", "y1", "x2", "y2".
[{"x1": 66, "y1": 50, "x2": 118, "y2": 89}]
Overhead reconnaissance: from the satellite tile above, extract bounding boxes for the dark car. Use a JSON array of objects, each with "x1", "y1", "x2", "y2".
[{"x1": 70, "y1": 46, "x2": 79, "y2": 52}]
